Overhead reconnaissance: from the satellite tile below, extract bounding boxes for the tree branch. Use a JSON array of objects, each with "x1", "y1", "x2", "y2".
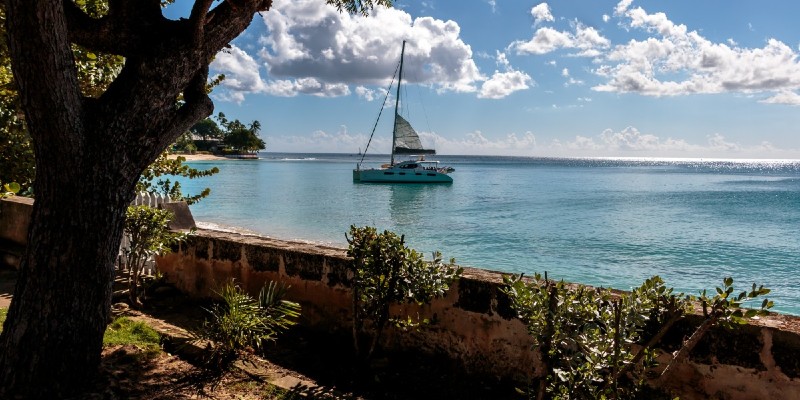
[
  {"x1": 190, "y1": 0, "x2": 215, "y2": 45},
  {"x1": 201, "y1": 0, "x2": 273, "y2": 58}
]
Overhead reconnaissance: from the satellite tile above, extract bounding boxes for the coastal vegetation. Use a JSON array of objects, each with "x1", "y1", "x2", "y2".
[
  {"x1": 192, "y1": 280, "x2": 301, "y2": 369},
  {"x1": 121, "y1": 206, "x2": 188, "y2": 308},
  {"x1": 186, "y1": 112, "x2": 266, "y2": 155},
  {"x1": 346, "y1": 225, "x2": 462, "y2": 360},
  {"x1": 503, "y1": 274, "x2": 772, "y2": 399}
]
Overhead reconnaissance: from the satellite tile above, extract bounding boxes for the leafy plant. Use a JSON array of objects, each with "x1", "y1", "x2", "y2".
[
  {"x1": 137, "y1": 151, "x2": 219, "y2": 205},
  {"x1": 503, "y1": 274, "x2": 772, "y2": 400},
  {"x1": 196, "y1": 280, "x2": 301, "y2": 369},
  {"x1": 658, "y1": 277, "x2": 772, "y2": 381},
  {"x1": 346, "y1": 225, "x2": 462, "y2": 360},
  {"x1": 0, "y1": 182, "x2": 19, "y2": 198},
  {"x1": 122, "y1": 206, "x2": 188, "y2": 308}
]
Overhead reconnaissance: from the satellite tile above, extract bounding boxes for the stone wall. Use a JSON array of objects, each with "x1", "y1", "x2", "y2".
[
  {"x1": 2, "y1": 196, "x2": 799, "y2": 398},
  {"x1": 157, "y1": 228, "x2": 800, "y2": 399},
  {"x1": 0, "y1": 196, "x2": 33, "y2": 269}
]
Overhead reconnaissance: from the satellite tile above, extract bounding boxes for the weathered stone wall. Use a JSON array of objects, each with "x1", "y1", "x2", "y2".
[
  {"x1": 0, "y1": 196, "x2": 33, "y2": 268},
  {"x1": 157, "y1": 228, "x2": 800, "y2": 399},
  {"x1": 2, "y1": 196, "x2": 799, "y2": 398}
]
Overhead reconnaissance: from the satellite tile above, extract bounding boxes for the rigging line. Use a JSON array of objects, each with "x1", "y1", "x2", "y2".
[{"x1": 360, "y1": 60, "x2": 401, "y2": 165}]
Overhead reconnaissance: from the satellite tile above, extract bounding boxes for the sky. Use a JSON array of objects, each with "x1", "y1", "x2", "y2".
[{"x1": 165, "y1": 0, "x2": 800, "y2": 158}]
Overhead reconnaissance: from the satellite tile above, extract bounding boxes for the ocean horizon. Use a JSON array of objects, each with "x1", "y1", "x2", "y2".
[{"x1": 177, "y1": 152, "x2": 800, "y2": 315}]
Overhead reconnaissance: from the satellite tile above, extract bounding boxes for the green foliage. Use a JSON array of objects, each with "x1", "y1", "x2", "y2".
[
  {"x1": 346, "y1": 226, "x2": 462, "y2": 360},
  {"x1": 1, "y1": 182, "x2": 19, "y2": 198},
  {"x1": 0, "y1": 1, "x2": 123, "y2": 192},
  {"x1": 190, "y1": 117, "x2": 223, "y2": 141},
  {"x1": 214, "y1": 113, "x2": 266, "y2": 154},
  {"x1": 699, "y1": 277, "x2": 772, "y2": 326},
  {"x1": 137, "y1": 152, "x2": 219, "y2": 205},
  {"x1": 327, "y1": 0, "x2": 392, "y2": 15},
  {"x1": 0, "y1": 5, "x2": 34, "y2": 191},
  {"x1": 197, "y1": 280, "x2": 301, "y2": 369},
  {"x1": 103, "y1": 317, "x2": 161, "y2": 350},
  {"x1": 503, "y1": 274, "x2": 772, "y2": 399},
  {"x1": 122, "y1": 206, "x2": 188, "y2": 308},
  {"x1": 0, "y1": 308, "x2": 7, "y2": 331}
]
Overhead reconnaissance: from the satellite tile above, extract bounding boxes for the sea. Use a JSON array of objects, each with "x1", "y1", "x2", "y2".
[{"x1": 177, "y1": 153, "x2": 800, "y2": 315}]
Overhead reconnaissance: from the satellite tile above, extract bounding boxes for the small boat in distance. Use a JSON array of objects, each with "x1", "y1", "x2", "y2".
[{"x1": 353, "y1": 41, "x2": 453, "y2": 183}]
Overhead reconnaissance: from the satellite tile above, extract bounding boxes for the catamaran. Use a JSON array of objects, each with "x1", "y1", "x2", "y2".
[{"x1": 353, "y1": 41, "x2": 454, "y2": 183}]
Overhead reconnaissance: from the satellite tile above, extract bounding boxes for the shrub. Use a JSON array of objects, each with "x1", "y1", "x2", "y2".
[
  {"x1": 503, "y1": 274, "x2": 772, "y2": 399},
  {"x1": 122, "y1": 205, "x2": 188, "y2": 308},
  {"x1": 346, "y1": 225, "x2": 462, "y2": 360},
  {"x1": 196, "y1": 280, "x2": 301, "y2": 369}
]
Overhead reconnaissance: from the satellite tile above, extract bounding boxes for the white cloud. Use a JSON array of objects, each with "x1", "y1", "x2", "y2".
[
  {"x1": 355, "y1": 85, "x2": 376, "y2": 101},
  {"x1": 760, "y1": 90, "x2": 800, "y2": 105},
  {"x1": 432, "y1": 130, "x2": 539, "y2": 155},
  {"x1": 487, "y1": 0, "x2": 496, "y2": 14},
  {"x1": 510, "y1": 24, "x2": 610, "y2": 57},
  {"x1": 479, "y1": 70, "x2": 533, "y2": 99},
  {"x1": 478, "y1": 52, "x2": 534, "y2": 99},
  {"x1": 531, "y1": 3, "x2": 554, "y2": 25},
  {"x1": 602, "y1": 14, "x2": 610, "y2": 23},
  {"x1": 592, "y1": 4, "x2": 800, "y2": 99},
  {"x1": 562, "y1": 68, "x2": 570, "y2": 77},
  {"x1": 264, "y1": 77, "x2": 351, "y2": 97},
  {"x1": 543, "y1": 127, "x2": 799, "y2": 158},
  {"x1": 210, "y1": 45, "x2": 267, "y2": 103},
  {"x1": 210, "y1": 0, "x2": 505, "y2": 101},
  {"x1": 615, "y1": 0, "x2": 634, "y2": 16},
  {"x1": 269, "y1": 125, "x2": 384, "y2": 153},
  {"x1": 258, "y1": 0, "x2": 482, "y2": 91}
]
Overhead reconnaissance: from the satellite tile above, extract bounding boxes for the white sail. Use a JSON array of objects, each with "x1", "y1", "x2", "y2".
[{"x1": 393, "y1": 114, "x2": 435, "y2": 155}]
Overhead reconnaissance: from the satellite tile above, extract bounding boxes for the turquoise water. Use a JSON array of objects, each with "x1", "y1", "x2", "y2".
[{"x1": 179, "y1": 153, "x2": 800, "y2": 315}]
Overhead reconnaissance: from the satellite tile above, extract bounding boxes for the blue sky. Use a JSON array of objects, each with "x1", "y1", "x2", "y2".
[{"x1": 166, "y1": 0, "x2": 800, "y2": 158}]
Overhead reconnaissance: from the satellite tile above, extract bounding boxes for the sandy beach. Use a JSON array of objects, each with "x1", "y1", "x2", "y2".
[{"x1": 166, "y1": 153, "x2": 228, "y2": 161}]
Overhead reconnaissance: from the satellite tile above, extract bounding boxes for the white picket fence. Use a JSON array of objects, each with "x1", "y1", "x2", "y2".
[{"x1": 116, "y1": 192, "x2": 172, "y2": 276}]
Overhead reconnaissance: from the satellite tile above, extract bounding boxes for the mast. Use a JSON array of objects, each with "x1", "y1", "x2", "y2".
[{"x1": 391, "y1": 40, "x2": 405, "y2": 166}]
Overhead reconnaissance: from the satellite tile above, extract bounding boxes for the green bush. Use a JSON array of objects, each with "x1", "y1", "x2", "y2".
[
  {"x1": 346, "y1": 226, "x2": 462, "y2": 360},
  {"x1": 122, "y1": 205, "x2": 188, "y2": 308},
  {"x1": 196, "y1": 280, "x2": 301, "y2": 369},
  {"x1": 503, "y1": 274, "x2": 772, "y2": 399}
]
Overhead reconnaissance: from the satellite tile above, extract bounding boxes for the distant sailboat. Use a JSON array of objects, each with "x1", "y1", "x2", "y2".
[{"x1": 353, "y1": 41, "x2": 453, "y2": 183}]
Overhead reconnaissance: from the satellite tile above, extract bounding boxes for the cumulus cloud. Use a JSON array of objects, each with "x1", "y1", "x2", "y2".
[
  {"x1": 430, "y1": 130, "x2": 539, "y2": 155},
  {"x1": 542, "y1": 127, "x2": 799, "y2": 158},
  {"x1": 258, "y1": 0, "x2": 482, "y2": 92},
  {"x1": 355, "y1": 86, "x2": 376, "y2": 101},
  {"x1": 268, "y1": 125, "x2": 386, "y2": 153},
  {"x1": 760, "y1": 90, "x2": 800, "y2": 105},
  {"x1": 209, "y1": 0, "x2": 518, "y2": 101},
  {"x1": 531, "y1": 3, "x2": 554, "y2": 25},
  {"x1": 510, "y1": 24, "x2": 610, "y2": 57},
  {"x1": 210, "y1": 45, "x2": 267, "y2": 103},
  {"x1": 592, "y1": 3, "x2": 800, "y2": 99},
  {"x1": 478, "y1": 52, "x2": 534, "y2": 99}
]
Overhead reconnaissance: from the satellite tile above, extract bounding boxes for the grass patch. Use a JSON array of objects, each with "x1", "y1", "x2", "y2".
[
  {"x1": 0, "y1": 308, "x2": 6, "y2": 331},
  {"x1": 103, "y1": 316, "x2": 161, "y2": 352}
]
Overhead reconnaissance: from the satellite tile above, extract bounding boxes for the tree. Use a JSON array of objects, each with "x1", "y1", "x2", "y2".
[
  {"x1": 190, "y1": 117, "x2": 223, "y2": 142},
  {"x1": 0, "y1": 0, "x2": 390, "y2": 397},
  {"x1": 224, "y1": 125, "x2": 266, "y2": 153}
]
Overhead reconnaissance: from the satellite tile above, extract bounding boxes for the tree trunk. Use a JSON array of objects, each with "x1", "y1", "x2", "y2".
[
  {"x1": 0, "y1": 155, "x2": 138, "y2": 397},
  {"x1": 0, "y1": 0, "x2": 269, "y2": 395}
]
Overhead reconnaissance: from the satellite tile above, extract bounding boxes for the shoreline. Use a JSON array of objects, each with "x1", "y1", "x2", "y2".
[{"x1": 167, "y1": 153, "x2": 229, "y2": 161}]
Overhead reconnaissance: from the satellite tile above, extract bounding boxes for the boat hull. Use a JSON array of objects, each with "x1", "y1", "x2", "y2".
[{"x1": 353, "y1": 167, "x2": 453, "y2": 183}]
